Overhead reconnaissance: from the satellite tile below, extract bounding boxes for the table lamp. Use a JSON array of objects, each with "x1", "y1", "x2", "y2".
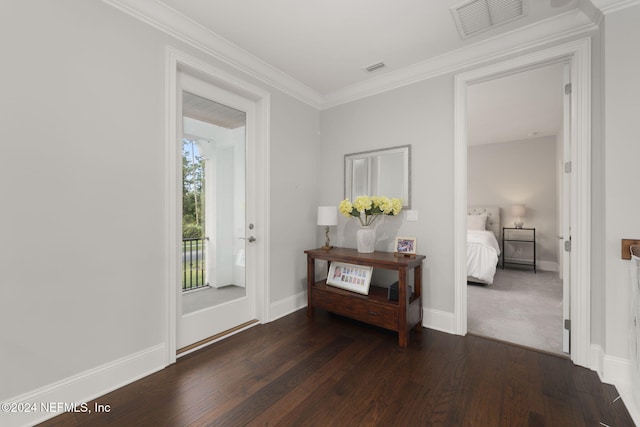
[
  {"x1": 511, "y1": 204, "x2": 526, "y2": 229},
  {"x1": 317, "y1": 206, "x2": 337, "y2": 250}
]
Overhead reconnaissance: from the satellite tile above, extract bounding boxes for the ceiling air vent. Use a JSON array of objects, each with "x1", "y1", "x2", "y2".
[
  {"x1": 364, "y1": 62, "x2": 385, "y2": 73},
  {"x1": 451, "y1": 0, "x2": 527, "y2": 39}
]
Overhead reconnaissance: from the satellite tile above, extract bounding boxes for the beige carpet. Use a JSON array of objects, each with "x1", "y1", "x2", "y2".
[{"x1": 467, "y1": 268, "x2": 564, "y2": 355}]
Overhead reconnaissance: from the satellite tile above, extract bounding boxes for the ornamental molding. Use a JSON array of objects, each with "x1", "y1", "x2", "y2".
[
  {"x1": 590, "y1": 0, "x2": 640, "y2": 14},
  {"x1": 104, "y1": 0, "x2": 600, "y2": 110}
]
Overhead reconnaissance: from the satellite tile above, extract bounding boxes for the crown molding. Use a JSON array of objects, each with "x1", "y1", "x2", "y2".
[
  {"x1": 591, "y1": 0, "x2": 640, "y2": 14},
  {"x1": 102, "y1": 0, "x2": 322, "y2": 109},
  {"x1": 103, "y1": 1, "x2": 600, "y2": 111},
  {"x1": 321, "y1": 9, "x2": 597, "y2": 109}
]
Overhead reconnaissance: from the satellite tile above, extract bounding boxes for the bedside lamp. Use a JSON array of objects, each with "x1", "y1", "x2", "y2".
[
  {"x1": 317, "y1": 206, "x2": 337, "y2": 250},
  {"x1": 511, "y1": 204, "x2": 526, "y2": 229}
]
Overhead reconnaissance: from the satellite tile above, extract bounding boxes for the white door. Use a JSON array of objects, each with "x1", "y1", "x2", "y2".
[
  {"x1": 177, "y1": 72, "x2": 257, "y2": 351},
  {"x1": 561, "y1": 63, "x2": 572, "y2": 354}
]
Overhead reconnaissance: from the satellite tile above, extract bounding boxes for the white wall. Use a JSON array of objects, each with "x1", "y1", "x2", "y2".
[
  {"x1": 604, "y1": 4, "x2": 640, "y2": 361},
  {"x1": 320, "y1": 76, "x2": 455, "y2": 311},
  {"x1": 269, "y1": 95, "x2": 322, "y2": 302},
  {"x1": 0, "y1": 0, "x2": 163, "y2": 400},
  {"x1": 320, "y1": 33, "x2": 604, "y2": 339},
  {"x1": 468, "y1": 137, "x2": 559, "y2": 269},
  {"x1": 7, "y1": 0, "x2": 639, "y2": 422},
  {"x1": 0, "y1": 0, "x2": 320, "y2": 413}
]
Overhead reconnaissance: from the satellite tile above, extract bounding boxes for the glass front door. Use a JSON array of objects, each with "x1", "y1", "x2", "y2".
[{"x1": 177, "y1": 73, "x2": 255, "y2": 351}]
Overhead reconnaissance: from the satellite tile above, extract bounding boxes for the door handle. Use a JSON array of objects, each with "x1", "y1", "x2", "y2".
[{"x1": 239, "y1": 236, "x2": 257, "y2": 243}]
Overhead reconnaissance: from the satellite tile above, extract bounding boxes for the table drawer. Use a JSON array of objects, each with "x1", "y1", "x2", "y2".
[{"x1": 312, "y1": 288, "x2": 398, "y2": 330}]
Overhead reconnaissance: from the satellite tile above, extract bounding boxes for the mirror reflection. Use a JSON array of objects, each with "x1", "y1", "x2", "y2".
[{"x1": 344, "y1": 145, "x2": 410, "y2": 208}]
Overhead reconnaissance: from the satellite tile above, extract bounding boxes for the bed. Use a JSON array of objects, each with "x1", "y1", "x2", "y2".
[{"x1": 467, "y1": 206, "x2": 501, "y2": 285}]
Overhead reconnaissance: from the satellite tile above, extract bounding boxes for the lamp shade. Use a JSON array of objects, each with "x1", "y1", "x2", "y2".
[
  {"x1": 317, "y1": 206, "x2": 337, "y2": 226},
  {"x1": 511, "y1": 204, "x2": 526, "y2": 217}
]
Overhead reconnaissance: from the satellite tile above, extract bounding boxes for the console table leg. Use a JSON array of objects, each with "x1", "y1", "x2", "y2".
[
  {"x1": 306, "y1": 255, "x2": 315, "y2": 317},
  {"x1": 398, "y1": 267, "x2": 408, "y2": 348},
  {"x1": 414, "y1": 264, "x2": 423, "y2": 333}
]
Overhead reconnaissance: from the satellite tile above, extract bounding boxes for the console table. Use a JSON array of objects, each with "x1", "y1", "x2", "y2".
[{"x1": 305, "y1": 247, "x2": 425, "y2": 347}]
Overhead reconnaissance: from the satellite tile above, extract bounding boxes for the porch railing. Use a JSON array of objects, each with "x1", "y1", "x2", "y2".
[{"x1": 183, "y1": 237, "x2": 207, "y2": 291}]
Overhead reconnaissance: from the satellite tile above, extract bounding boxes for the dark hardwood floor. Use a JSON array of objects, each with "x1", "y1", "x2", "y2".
[{"x1": 38, "y1": 309, "x2": 634, "y2": 426}]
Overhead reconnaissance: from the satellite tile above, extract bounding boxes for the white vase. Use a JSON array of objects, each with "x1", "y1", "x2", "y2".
[{"x1": 356, "y1": 226, "x2": 376, "y2": 253}]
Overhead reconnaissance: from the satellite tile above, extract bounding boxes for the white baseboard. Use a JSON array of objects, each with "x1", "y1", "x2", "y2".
[
  {"x1": 597, "y1": 347, "x2": 640, "y2": 426},
  {"x1": 423, "y1": 307, "x2": 457, "y2": 334},
  {"x1": 615, "y1": 382, "x2": 640, "y2": 426},
  {"x1": 270, "y1": 291, "x2": 307, "y2": 322},
  {"x1": 590, "y1": 343, "x2": 606, "y2": 378},
  {"x1": 502, "y1": 259, "x2": 558, "y2": 272},
  {"x1": 537, "y1": 260, "x2": 559, "y2": 272},
  {"x1": 1, "y1": 344, "x2": 166, "y2": 427},
  {"x1": 602, "y1": 352, "x2": 631, "y2": 387}
]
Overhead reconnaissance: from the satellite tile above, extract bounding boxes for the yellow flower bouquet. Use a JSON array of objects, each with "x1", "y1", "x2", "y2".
[{"x1": 339, "y1": 195, "x2": 403, "y2": 227}]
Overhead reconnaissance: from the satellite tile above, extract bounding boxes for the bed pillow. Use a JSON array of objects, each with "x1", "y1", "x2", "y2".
[{"x1": 467, "y1": 214, "x2": 487, "y2": 231}]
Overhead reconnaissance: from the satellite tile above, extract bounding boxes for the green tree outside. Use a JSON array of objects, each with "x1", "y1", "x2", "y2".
[{"x1": 183, "y1": 139, "x2": 205, "y2": 239}]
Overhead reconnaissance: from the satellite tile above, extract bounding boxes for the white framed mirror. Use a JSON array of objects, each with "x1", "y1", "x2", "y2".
[{"x1": 344, "y1": 145, "x2": 411, "y2": 208}]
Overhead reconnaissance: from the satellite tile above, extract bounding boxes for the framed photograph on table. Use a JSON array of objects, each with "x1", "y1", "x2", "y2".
[
  {"x1": 395, "y1": 237, "x2": 417, "y2": 255},
  {"x1": 326, "y1": 262, "x2": 373, "y2": 295}
]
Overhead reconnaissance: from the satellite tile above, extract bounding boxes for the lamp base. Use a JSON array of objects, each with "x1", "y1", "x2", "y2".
[
  {"x1": 514, "y1": 220, "x2": 524, "y2": 229},
  {"x1": 321, "y1": 226, "x2": 333, "y2": 250}
]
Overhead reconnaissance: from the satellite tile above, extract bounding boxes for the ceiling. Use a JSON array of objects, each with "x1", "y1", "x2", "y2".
[
  {"x1": 158, "y1": 0, "x2": 583, "y2": 96},
  {"x1": 183, "y1": 92, "x2": 246, "y2": 129},
  {"x1": 106, "y1": 0, "x2": 621, "y2": 143},
  {"x1": 467, "y1": 62, "x2": 565, "y2": 145}
]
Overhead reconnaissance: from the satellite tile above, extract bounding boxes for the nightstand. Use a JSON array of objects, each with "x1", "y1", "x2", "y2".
[{"x1": 502, "y1": 227, "x2": 536, "y2": 273}]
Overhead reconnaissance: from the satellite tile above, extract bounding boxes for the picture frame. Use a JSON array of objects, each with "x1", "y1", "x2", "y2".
[
  {"x1": 395, "y1": 237, "x2": 417, "y2": 255},
  {"x1": 326, "y1": 262, "x2": 373, "y2": 295}
]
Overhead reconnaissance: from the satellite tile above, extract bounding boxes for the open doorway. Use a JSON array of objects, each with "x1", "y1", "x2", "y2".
[
  {"x1": 453, "y1": 38, "x2": 591, "y2": 368},
  {"x1": 465, "y1": 63, "x2": 567, "y2": 355}
]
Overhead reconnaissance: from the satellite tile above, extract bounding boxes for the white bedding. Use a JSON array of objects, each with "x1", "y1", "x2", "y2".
[{"x1": 467, "y1": 230, "x2": 501, "y2": 284}]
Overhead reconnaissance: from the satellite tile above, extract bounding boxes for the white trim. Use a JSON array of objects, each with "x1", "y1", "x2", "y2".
[
  {"x1": 592, "y1": 0, "x2": 640, "y2": 14},
  {"x1": 603, "y1": 353, "x2": 633, "y2": 387},
  {"x1": 0, "y1": 345, "x2": 165, "y2": 427},
  {"x1": 103, "y1": 0, "x2": 321, "y2": 108},
  {"x1": 617, "y1": 385, "x2": 640, "y2": 426},
  {"x1": 270, "y1": 292, "x2": 308, "y2": 322},
  {"x1": 454, "y1": 38, "x2": 591, "y2": 368},
  {"x1": 591, "y1": 345, "x2": 640, "y2": 425},
  {"x1": 255, "y1": 91, "x2": 272, "y2": 327},
  {"x1": 102, "y1": 0, "x2": 599, "y2": 111},
  {"x1": 423, "y1": 308, "x2": 457, "y2": 334},
  {"x1": 164, "y1": 49, "x2": 179, "y2": 365},
  {"x1": 601, "y1": 353, "x2": 640, "y2": 425},
  {"x1": 321, "y1": 9, "x2": 596, "y2": 109},
  {"x1": 164, "y1": 46, "x2": 271, "y2": 365},
  {"x1": 538, "y1": 260, "x2": 559, "y2": 272},
  {"x1": 498, "y1": 260, "x2": 559, "y2": 272},
  {"x1": 591, "y1": 343, "x2": 606, "y2": 376}
]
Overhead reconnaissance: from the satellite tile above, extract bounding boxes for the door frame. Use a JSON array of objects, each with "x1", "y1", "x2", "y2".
[
  {"x1": 164, "y1": 46, "x2": 271, "y2": 365},
  {"x1": 453, "y1": 38, "x2": 591, "y2": 368}
]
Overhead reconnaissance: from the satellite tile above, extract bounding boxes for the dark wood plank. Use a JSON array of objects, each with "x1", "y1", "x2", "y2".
[{"x1": 35, "y1": 309, "x2": 635, "y2": 427}]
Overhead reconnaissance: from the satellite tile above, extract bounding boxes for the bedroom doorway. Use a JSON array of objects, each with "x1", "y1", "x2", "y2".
[
  {"x1": 465, "y1": 62, "x2": 568, "y2": 355},
  {"x1": 453, "y1": 38, "x2": 591, "y2": 368}
]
